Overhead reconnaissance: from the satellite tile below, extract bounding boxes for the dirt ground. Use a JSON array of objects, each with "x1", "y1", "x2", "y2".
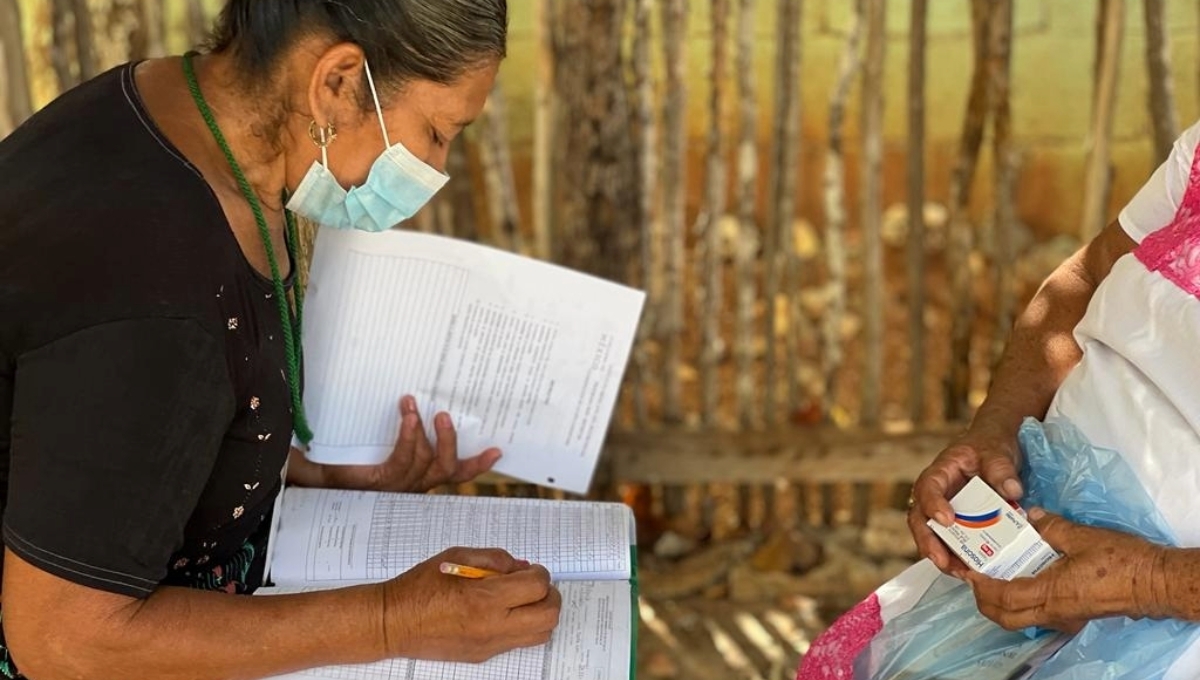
[{"x1": 634, "y1": 510, "x2": 919, "y2": 679}]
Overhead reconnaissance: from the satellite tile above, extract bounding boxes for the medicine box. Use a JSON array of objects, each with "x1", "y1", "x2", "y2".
[{"x1": 927, "y1": 476, "x2": 1059, "y2": 580}]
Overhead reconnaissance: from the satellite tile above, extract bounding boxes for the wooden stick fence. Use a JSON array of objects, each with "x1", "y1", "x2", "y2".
[{"x1": 0, "y1": 0, "x2": 1190, "y2": 529}]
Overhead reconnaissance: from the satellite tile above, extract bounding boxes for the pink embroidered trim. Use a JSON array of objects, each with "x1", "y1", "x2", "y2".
[
  {"x1": 1136, "y1": 135, "x2": 1200, "y2": 299},
  {"x1": 795, "y1": 594, "x2": 883, "y2": 680},
  {"x1": 1136, "y1": 212, "x2": 1200, "y2": 299}
]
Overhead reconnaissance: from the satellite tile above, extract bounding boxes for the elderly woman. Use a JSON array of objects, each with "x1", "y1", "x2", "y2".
[
  {"x1": 799, "y1": 120, "x2": 1200, "y2": 678},
  {"x1": 909, "y1": 120, "x2": 1200, "y2": 636},
  {"x1": 0, "y1": 1, "x2": 561, "y2": 678}
]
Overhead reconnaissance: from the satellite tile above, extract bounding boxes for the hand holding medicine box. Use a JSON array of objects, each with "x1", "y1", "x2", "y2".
[{"x1": 927, "y1": 476, "x2": 1060, "y2": 580}]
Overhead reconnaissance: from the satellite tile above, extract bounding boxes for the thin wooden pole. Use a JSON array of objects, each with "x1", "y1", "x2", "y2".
[
  {"x1": 51, "y1": 0, "x2": 77, "y2": 91},
  {"x1": 735, "y1": 0, "x2": 759, "y2": 430},
  {"x1": 432, "y1": 199, "x2": 455, "y2": 236},
  {"x1": 777, "y1": 0, "x2": 806, "y2": 417},
  {"x1": 137, "y1": 0, "x2": 167, "y2": 58},
  {"x1": 822, "y1": 0, "x2": 864, "y2": 423},
  {"x1": 0, "y1": 0, "x2": 32, "y2": 134},
  {"x1": 69, "y1": 0, "x2": 96, "y2": 81},
  {"x1": 105, "y1": 0, "x2": 143, "y2": 64},
  {"x1": 661, "y1": 0, "x2": 688, "y2": 423},
  {"x1": 1081, "y1": 0, "x2": 1125, "y2": 239},
  {"x1": 0, "y1": 44, "x2": 10, "y2": 136},
  {"x1": 631, "y1": 0, "x2": 657, "y2": 428},
  {"x1": 533, "y1": 0, "x2": 556, "y2": 260},
  {"x1": 552, "y1": 0, "x2": 636, "y2": 280},
  {"x1": 551, "y1": 6, "x2": 577, "y2": 262},
  {"x1": 946, "y1": 0, "x2": 992, "y2": 422},
  {"x1": 187, "y1": 0, "x2": 209, "y2": 48},
  {"x1": 860, "y1": 0, "x2": 886, "y2": 428},
  {"x1": 700, "y1": 0, "x2": 731, "y2": 425},
  {"x1": 477, "y1": 80, "x2": 525, "y2": 253},
  {"x1": 766, "y1": 0, "x2": 804, "y2": 423},
  {"x1": 907, "y1": 0, "x2": 928, "y2": 425},
  {"x1": 411, "y1": 206, "x2": 436, "y2": 234},
  {"x1": 990, "y1": 0, "x2": 1016, "y2": 366},
  {"x1": 443, "y1": 141, "x2": 477, "y2": 241},
  {"x1": 1144, "y1": 0, "x2": 1179, "y2": 165}
]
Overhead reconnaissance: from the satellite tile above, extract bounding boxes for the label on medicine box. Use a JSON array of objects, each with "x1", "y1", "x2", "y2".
[{"x1": 927, "y1": 476, "x2": 1060, "y2": 580}]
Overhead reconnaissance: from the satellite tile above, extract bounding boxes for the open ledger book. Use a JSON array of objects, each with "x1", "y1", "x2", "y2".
[
  {"x1": 258, "y1": 487, "x2": 638, "y2": 680},
  {"x1": 300, "y1": 228, "x2": 645, "y2": 495}
]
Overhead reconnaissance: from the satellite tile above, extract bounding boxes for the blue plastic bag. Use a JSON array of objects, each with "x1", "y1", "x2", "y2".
[
  {"x1": 851, "y1": 576, "x2": 1067, "y2": 680},
  {"x1": 852, "y1": 417, "x2": 1200, "y2": 680},
  {"x1": 1019, "y1": 418, "x2": 1200, "y2": 680}
]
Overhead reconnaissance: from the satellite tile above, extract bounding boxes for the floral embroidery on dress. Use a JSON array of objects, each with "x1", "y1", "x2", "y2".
[
  {"x1": 186, "y1": 541, "x2": 257, "y2": 595},
  {"x1": 0, "y1": 612, "x2": 19, "y2": 679}
]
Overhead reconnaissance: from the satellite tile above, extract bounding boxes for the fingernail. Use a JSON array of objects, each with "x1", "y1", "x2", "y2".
[
  {"x1": 1003, "y1": 479, "x2": 1024, "y2": 499},
  {"x1": 435, "y1": 413, "x2": 450, "y2": 429},
  {"x1": 401, "y1": 396, "x2": 416, "y2": 412},
  {"x1": 1028, "y1": 507, "x2": 1045, "y2": 520},
  {"x1": 516, "y1": 559, "x2": 531, "y2": 568},
  {"x1": 936, "y1": 512, "x2": 953, "y2": 527}
]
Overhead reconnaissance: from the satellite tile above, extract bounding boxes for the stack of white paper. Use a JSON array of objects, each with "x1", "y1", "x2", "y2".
[{"x1": 299, "y1": 228, "x2": 645, "y2": 494}]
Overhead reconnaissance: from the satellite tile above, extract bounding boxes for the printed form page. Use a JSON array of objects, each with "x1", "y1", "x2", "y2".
[
  {"x1": 300, "y1": 228, "x2": 645, "y2": 494},
  {"x1": 267, "y1": 488, "x2": 633, "y2": 585}
]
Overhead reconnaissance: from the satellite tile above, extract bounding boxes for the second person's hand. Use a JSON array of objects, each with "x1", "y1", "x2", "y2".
[
  {"x1": 965, "y1": 509, "x2": 1168, "y2": 632},
  {"x1": 908, "y1": 427, "x2": 1024, "y2": 576}
]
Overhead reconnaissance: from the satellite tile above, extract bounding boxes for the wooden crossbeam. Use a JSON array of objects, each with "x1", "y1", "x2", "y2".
[{"x1": 601, "y1": 426, "x2": 960, "y2": 486}]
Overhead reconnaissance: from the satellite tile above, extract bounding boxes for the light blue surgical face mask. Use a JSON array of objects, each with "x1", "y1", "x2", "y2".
[{"x1": 285, "y1": 61, "x2": 448, "y2": 232}]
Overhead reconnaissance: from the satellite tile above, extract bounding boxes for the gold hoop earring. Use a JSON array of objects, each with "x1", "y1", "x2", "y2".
[{"x1": 308, "y1": 120, "x2": 338, "y2": 147}]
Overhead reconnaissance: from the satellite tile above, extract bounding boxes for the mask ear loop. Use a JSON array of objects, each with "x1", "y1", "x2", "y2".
[
  {"x1": 307, "y1": 119, "x2": 336, "y2": 168},
  {"x1": 363, "y1": 59, "x2": 391, "y2": 148}
]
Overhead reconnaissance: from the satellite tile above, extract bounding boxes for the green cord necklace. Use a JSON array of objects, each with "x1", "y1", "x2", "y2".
[{"x1": 182, "y1": 51, "x2": 313, "y2": 444}]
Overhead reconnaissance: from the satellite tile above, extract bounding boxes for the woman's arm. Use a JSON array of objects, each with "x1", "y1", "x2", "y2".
[
  {"x1": 1148, "y1": 547, "x2": 1200, "y2": 622},
  {"x1": 910, "y1": 221, "x2": 1136, "y2": 572},
  {"x1": 3, "y1": 546, "x2": 559, "y2": 680},
  {"x1": 4, "y1": 549, "x2": 385, "y2": 680},
  {"x1": 962, "y1": 221, "x2": 1136, "y2": 448}
]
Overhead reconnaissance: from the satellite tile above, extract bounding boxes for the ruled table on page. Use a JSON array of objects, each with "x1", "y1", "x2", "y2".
[{"x1": 267, "y1": 489, "x2": 633, "y2": 585}]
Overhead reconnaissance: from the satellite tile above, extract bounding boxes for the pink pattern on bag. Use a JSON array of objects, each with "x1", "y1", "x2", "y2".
[
  {"x1": 1136, "y1": 135, "x2": 1200, "y2": 297},
  {"x1": 795, "y1": 594, "x2": 883, "y2": 680}
]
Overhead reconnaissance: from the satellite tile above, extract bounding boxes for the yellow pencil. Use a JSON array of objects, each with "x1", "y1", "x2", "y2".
[{"x1": 439, "y1": 562, "x2": 501, "y2": 579}]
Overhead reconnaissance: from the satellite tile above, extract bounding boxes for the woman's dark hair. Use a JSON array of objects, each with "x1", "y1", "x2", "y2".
[{"x1": 207, "y1": 0, "x2": 507, "y2": 95}]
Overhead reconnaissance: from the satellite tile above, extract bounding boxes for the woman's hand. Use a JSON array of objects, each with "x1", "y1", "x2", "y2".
[
  {"x1": 909, "y1": 428, "x2": 1024, "y2": 575},
  {"x1": 292, "y1": 396, "x2": 501, "y2": 493},
  {"x1": 381, "y1": 547, "x2": 562, "y2": 663},
  {"x1": 965, "y1": 509, "x2": 1168, "y2": 632}
]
